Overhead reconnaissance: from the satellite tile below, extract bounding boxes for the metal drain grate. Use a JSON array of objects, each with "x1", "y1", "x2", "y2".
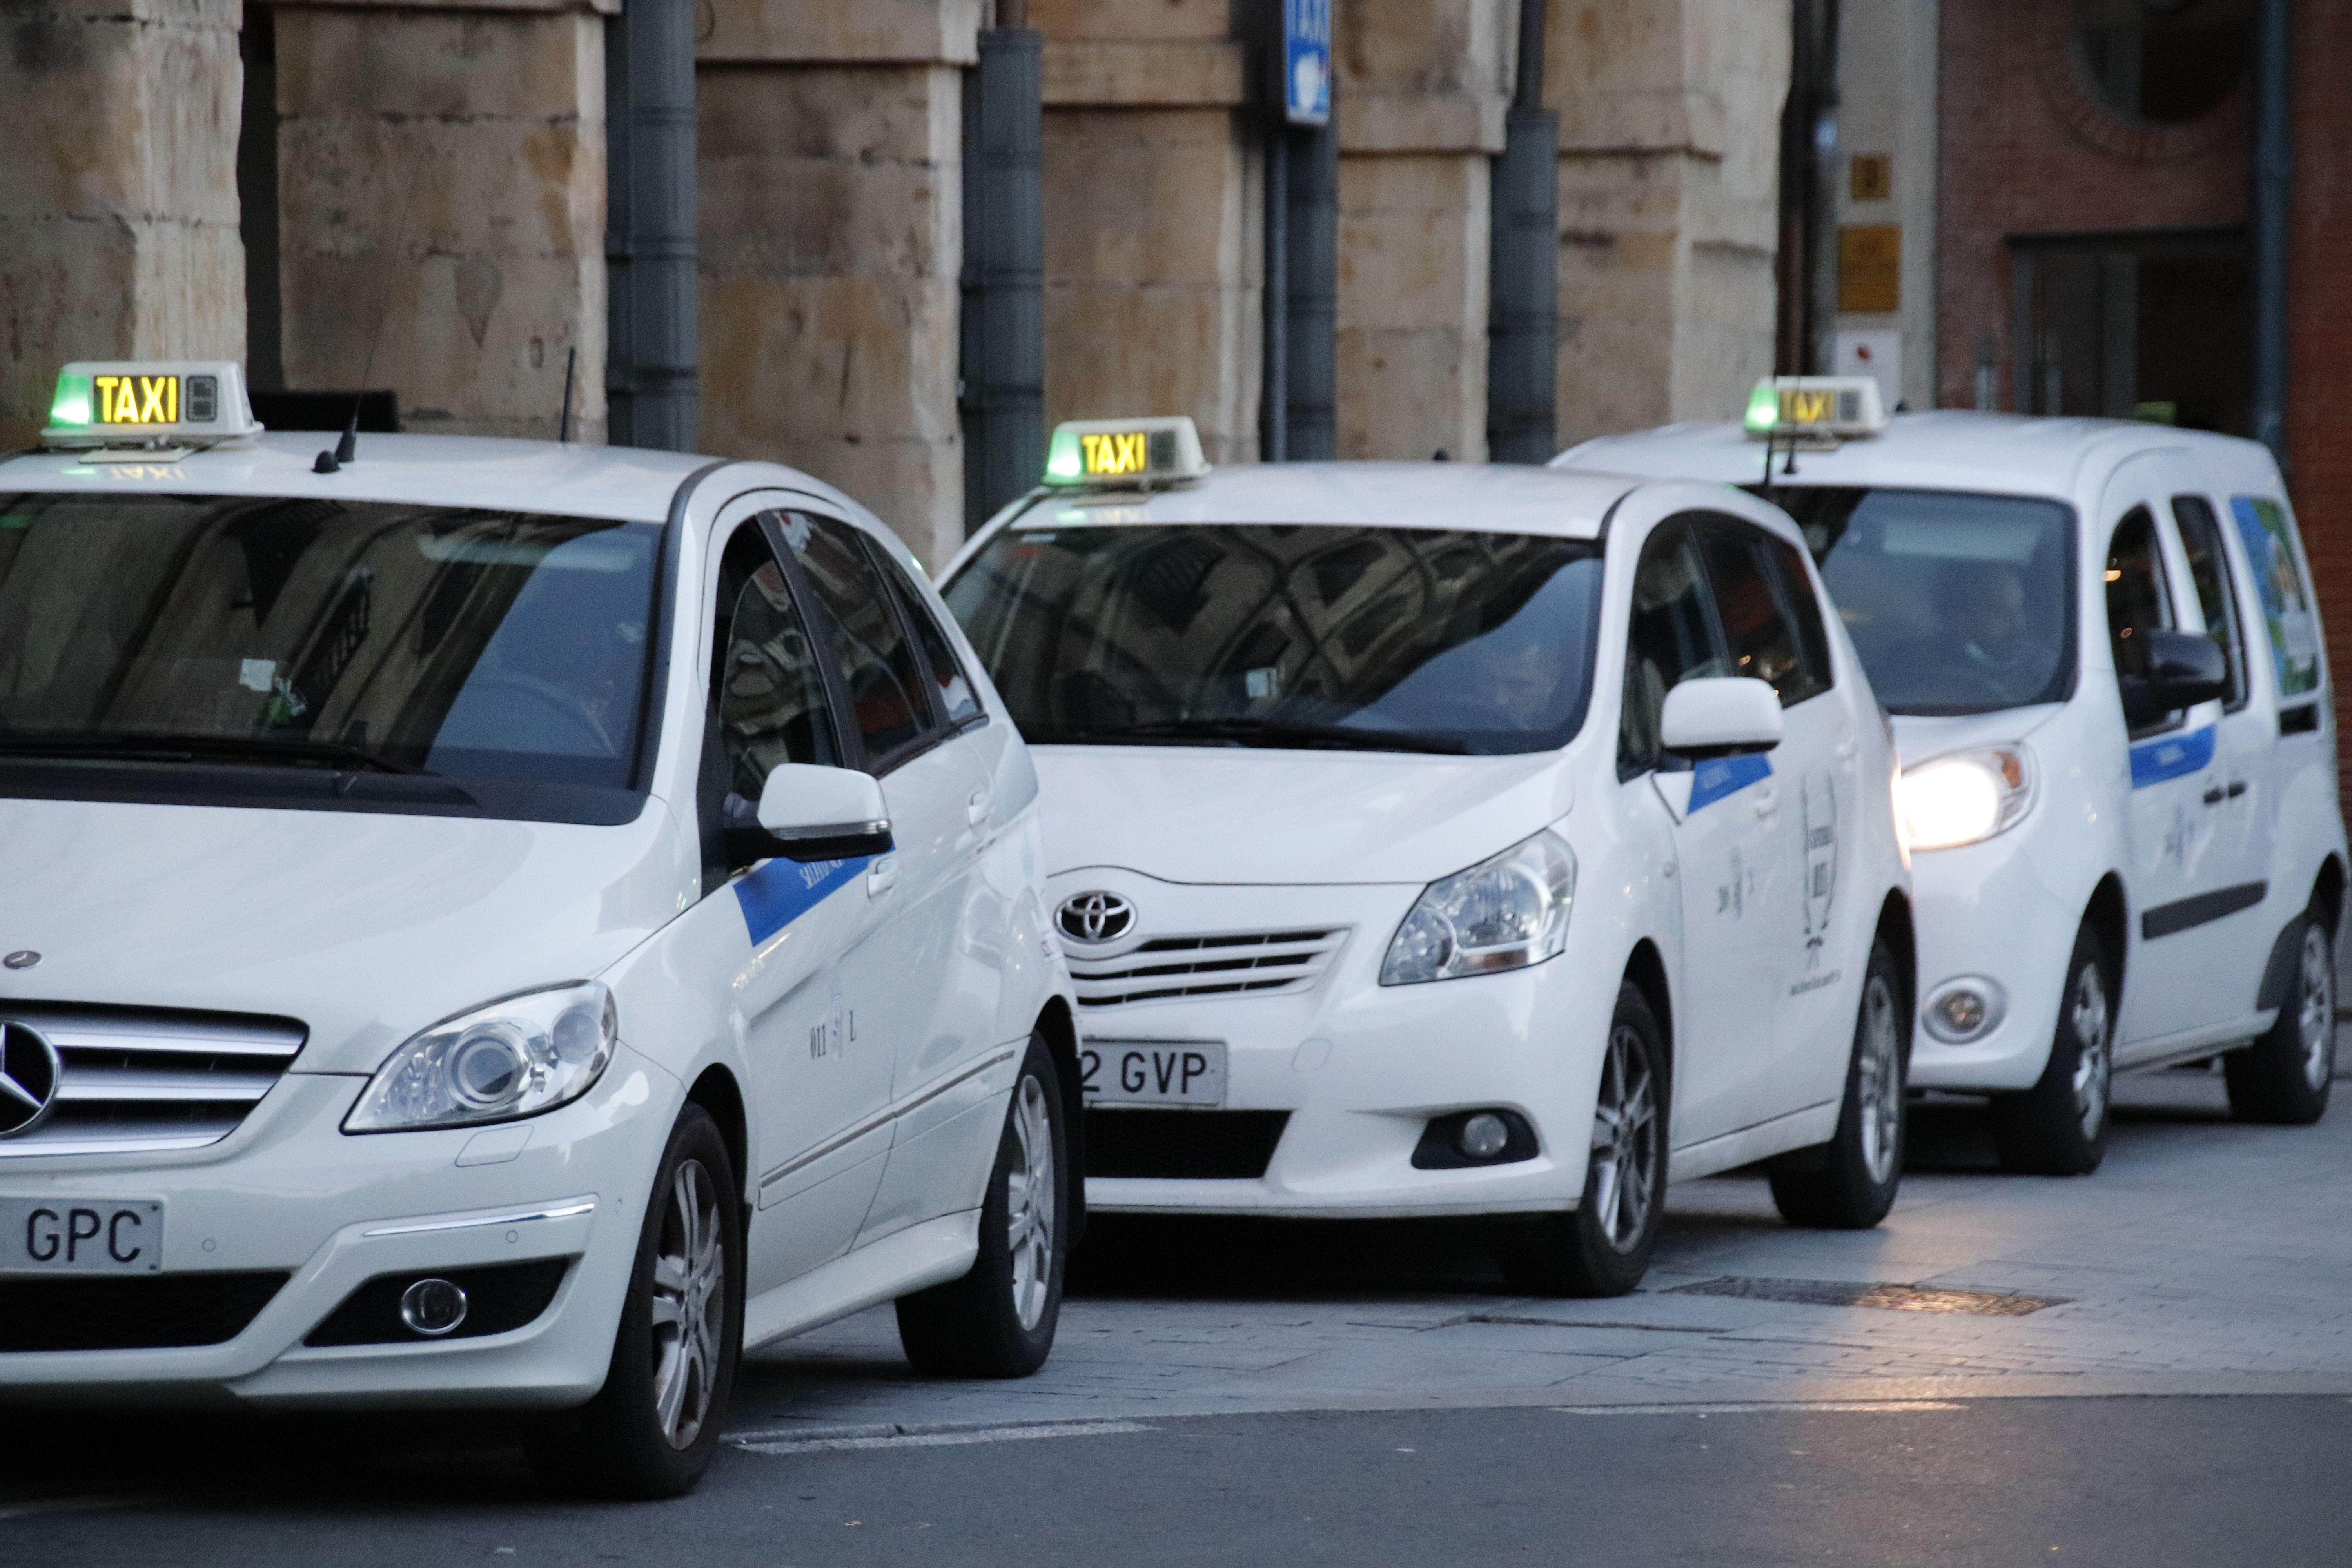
[{"x1": 1666, "y1": 1276, "x2": 2067, "y2": 1316}]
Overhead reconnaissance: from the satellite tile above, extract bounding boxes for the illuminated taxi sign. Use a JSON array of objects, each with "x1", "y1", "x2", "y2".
[
  {"x1": 1742, "y1": 376, "x2": 1888, "y2": 441},
  {"x1": 1043, "y1": 416, "x2": 1209, "y2": 489},
  {"x1": 42, "y1": 360, "x2": 263, "y2": 448}
]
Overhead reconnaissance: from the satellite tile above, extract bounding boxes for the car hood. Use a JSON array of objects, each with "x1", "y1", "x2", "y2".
[
  {"x1": 0, "y1": 796, "x2": 692, "y2": 1074},
  {"x1": 1889, "y1": 704, "x2": 2065, "y2": 771},
  {"x1": 1031, "y1": 745, "x2": 1572, "y2": 886}
]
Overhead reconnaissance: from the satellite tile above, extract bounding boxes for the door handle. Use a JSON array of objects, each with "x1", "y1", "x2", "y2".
[
  {"x1": 1834, "y1": 739, "x2": 1858, "y2": 764},
  {"x1": 967, "y1": 787, "x2": 991, "y2": 826},
  {"x1": 1753, "y1": 788, "x2": 1780, "y2": 819},
  {"x1": 2226, "y1": 779, "x2": 2247, "y2": 799},
  {"x1": 2202, "y1": 786, "x2": 2225, "y2": 806},
  {"x1": 866, "y1": 854, "x2": 898, "y2": 897}
]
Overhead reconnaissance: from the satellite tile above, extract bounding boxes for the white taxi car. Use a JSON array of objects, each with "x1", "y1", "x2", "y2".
[
  {"x1": 939, "y1": 417, "x2": 1915, "y2": 1296},
  {"x1": 1561, "y1": 380, "x2": 2347, "y2": 1174},
  {"x1": 0, "y1": 363, "x2": 1079, "y2": 1495}
]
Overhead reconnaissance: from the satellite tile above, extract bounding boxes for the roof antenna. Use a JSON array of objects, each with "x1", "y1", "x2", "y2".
[
  {"x1": 557, "y1": 346, "x2": 577, "y2": 444},
  {"x1": 316, "y1": 163, "x2": 423, "y2": 474}
]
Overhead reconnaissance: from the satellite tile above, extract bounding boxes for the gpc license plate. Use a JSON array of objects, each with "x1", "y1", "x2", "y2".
[
  {"x1": 0, "y1": 1198, "x2": 163, "y2": 1272},
  {"x1": 1080, "y1": 1040, "x2": 1226, "y2": 1107}
]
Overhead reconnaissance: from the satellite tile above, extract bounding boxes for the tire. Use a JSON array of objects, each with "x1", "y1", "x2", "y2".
[
  {"x1": 895, "y1": 1033, "x2": 1068, "y2": 1377},
  {"x1": 1989, "y1": 924, "x2": 2114, "y2": 1176},
  {"x1": 1771, "y1": 935, "x2": 1909, "y2": 1229},
  {"x1": 1494, "y1": 983, "x2": 1668, "y2": 1298},
  {"x1": 2226, "y1": 910, "x2": 2336, "y2": 1125},
  {"x1": 529, "y1": 1103, "x2": 743, "y2": 1499}
]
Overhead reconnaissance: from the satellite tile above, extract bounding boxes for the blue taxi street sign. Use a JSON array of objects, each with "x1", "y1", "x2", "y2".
[{"x1": 1284, "y1": 0, "x2": 1331, "y2": 126}]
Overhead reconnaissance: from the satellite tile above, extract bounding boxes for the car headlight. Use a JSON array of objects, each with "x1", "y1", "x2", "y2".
[
  {"x1": 345, "y1": 982, "x2": 617, "y2": 1133},
  {"x1": 1381, "y1": 830, "x2": 1576, "y2": 986},
  {"x1": 1895, "y1": 746, "x2": 2033, "y2": 852}
]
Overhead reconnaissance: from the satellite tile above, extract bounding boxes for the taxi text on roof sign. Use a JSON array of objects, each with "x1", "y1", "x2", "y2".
[
  {"x1": 1742, "y1": 376, "x2": 1889, "y2": 441},
  {"x1": 42, "y1": 361, "x2": 264, "y2": 448},
  {"x1": 1043, "y1": 417, "x2": 1210, "y2": 490}
]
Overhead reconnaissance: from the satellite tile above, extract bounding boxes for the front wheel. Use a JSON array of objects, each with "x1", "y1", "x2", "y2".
[
  {"x1": 1771, "y1": 935, "x2": 1908, "y2": 1228},
  {"x1": 1494, "y1": 983, "x2": 1668, "y2": 1298},
  {"x1": 1989, "y1": 924, "x2": 2114, "y2": 1176},
  {"x1": 2226, "y1": 912, "x2": 2336, "y2": 1125},
  {"x1": 530, "y1": 1103, "x2": 743, "y2": 1499},
  {"x1": 895, "y1": 1033, "x2": 1068, "y2": 1377}
]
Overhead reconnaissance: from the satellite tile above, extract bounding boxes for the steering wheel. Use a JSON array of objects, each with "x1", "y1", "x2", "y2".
[{"x1": 461, "y1": 670, "x2": 615, "y2": 754}]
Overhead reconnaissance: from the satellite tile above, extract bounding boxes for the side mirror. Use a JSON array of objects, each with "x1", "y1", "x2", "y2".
[
  {"x1": 2120, "y1": 628, "x2": 2227, "y2": 729},
  {"x1": 726, "y1": 764, "x2": 894, "y2": 866},
  {"x1": 1659, "y1": 677, "x2": 1785, "y2": 760}
]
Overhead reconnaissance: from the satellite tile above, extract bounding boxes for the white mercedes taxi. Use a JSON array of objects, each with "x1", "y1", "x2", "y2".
[
  {"x1": 0, "y1": 362, "x2": 1078, "y2": 1495},
  {"x1": 1561, "y1": 379, "x2": 2347, "y2": 1174},
  {"x1": 939, "y1": 417, "x2": 1915, "y2": 1296}
]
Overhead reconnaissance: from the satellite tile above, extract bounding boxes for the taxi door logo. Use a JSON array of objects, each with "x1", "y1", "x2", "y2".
[{"x1": 1800, "y1": 770, "x2": 1838, "y2": 965}]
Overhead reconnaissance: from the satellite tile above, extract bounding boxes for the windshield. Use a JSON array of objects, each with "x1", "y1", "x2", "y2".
[
  {"x1": 1762, "y1": 487, "x2": 2077, "y2": 715},
  {"x1": 943, "y1": 523, "x2": 1604, "y2": 755},
  {"x1": 0, "y1": 492, "x2": 661, "y2": 818}
]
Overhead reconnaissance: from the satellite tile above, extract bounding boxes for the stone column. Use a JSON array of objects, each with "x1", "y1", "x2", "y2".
[
  {"x1": 697, "y1": 0, "x2": 975, "y2": 569},
  {"x1": 272, "y1": 0, "x2": 611, "y2": 443},
  {"x1": 1332, "y1": 0, "x2": 1515, "y2": 462},
  {"x1": 0, "y1": 0, "x2": 245, "y2": 447},
  {"x1": 1034, "y1": 0, "x2": 1259, "y2": 466},
  {"x1": 1548, "y1": 0, "x2": 1789, "y2": 445}
]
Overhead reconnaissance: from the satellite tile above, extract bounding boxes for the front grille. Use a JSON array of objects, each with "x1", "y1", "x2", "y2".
[
  {"x1": 0, "y1": 1003, "x2": 306, "y2": 1158},
  {"x1": 307, "y1": 1258, "x2": 572, "y2": 1347},
  {"x1": 1085, "y1": 1109, "x2": 1290, "y2": 1179},
  {"x1": 0, "y1": 1271, "x2": 288, "y2": 1350},
  {"x1": 1068, "y1": 928, "x2": 1348, "y2": 1008}
]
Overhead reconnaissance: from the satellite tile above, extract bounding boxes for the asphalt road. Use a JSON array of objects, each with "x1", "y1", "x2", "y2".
[{"x1": 2, "y1": 1395, "x2": 2347, "y2": 1566}]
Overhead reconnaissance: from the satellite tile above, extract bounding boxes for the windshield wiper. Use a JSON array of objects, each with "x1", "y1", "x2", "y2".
[
  {"x1": 1041, "y1": 718, "x2": 1470, "y2": 755},
  {"x1": 0, "y1": 733, "x2": 425, "y2": 774}
]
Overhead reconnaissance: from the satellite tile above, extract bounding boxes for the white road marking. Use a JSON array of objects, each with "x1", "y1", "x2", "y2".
[
  {"x1": 734, "y1": 1419, "x2": 1152, "y2": 1455},
  {"x1": 1559, "y1": 1400, "x2": 1965, "y2": 1416}
]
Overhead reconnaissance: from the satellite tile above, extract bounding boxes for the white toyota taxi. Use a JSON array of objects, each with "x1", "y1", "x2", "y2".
[
  {"x1": 0, "y1": 363, "x2": 1079, "y2": 1495},
  {"x1": 1561, "y1": 380, "x2": 2347, "y2": 1174},
  {"x1": 940, "y1": 417, "x2": 1915, "y2": 1296}
]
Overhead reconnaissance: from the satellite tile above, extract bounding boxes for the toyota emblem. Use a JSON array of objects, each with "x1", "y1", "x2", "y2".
[
  {"x1": 1056, "y1": 891, "x2": 1136, "y2": 945},
  {"x1": 0, "y1": 1021, "x2": 62, "y2": 1139}
]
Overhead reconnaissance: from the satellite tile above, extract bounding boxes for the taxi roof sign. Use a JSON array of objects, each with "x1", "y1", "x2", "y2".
[
  {"x1": 43, "y1": 361, "x2": 263, "y2": 448},
  {"x1": 1742, "y1": 376, "x2": 1888, "y2": 442},
  {"x1": 1044, "y1": 416, "x2": 1209, "y2": 489}
]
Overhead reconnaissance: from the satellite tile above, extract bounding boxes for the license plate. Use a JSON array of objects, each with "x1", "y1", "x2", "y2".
[
  {"x1": 1080, "y1": 1040, "x2": 1226, "y2": 1107},
  {"x1": 0, "y1": 1198, "x2": 163, "y2": 1272}
]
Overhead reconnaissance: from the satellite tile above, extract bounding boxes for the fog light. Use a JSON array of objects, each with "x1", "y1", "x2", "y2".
[
  {"x1": 399, "y1": 1278, "x2": 470, "y2": 1336},
  {"x1": 1922, "y1": 977, "x2": 2007, "y2": 1044},
  {"x1": 1458, "y1": 1112, "x2": 1510, "y2": 1159}
]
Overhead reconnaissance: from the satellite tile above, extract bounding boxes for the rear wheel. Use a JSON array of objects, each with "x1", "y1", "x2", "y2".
[
  {"x1": 2226, "y1": 911, "x2": 2336, "y2": 1125},
  {"x1": 1990, "y1": 925, "x2": 2112, "y2": 1176},
  {"x1": 895, "y1": 1033, "x2": 1068, "y2": 1377},
  {"x1": 1771, "y1": 936, "x2": 1908, "y2": 1229},
  {"x1": 1494, "y1": 984, "x2": 1667, "y2": 1298}
]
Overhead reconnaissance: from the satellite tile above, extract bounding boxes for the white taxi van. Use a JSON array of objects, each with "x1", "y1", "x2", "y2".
[
  {"x1": 939, "y1": 417, "x2": 1915, "y2": 1296},
  {"x1": 1560, "y1": 379, "x2": 2347, "y2": 1174},
  {"x1": 0, "y1": 363, "x2": 1079, "y2": 1495}
]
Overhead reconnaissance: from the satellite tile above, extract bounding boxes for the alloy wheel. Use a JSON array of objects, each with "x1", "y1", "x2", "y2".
[
  {"x1": 2298, "y1": 923, "x2": 2337, "y2": 1092},
  {"x1": 1005, "y1": 1074, "x2": 1056, "y2": 1332},
  {"x1": 1588, "y1": 1024, "x2": 1659, "y2": 1252},
  {"x1": 2070, "y1": 962, "x2": 2112, "y2": 1141},
  {"x1": 1856, "y1": 970, "x2": 1904, "y2": 1186},
  {"x1": 649, "y1": 1158, "x2": 725, "y2": 1450}
]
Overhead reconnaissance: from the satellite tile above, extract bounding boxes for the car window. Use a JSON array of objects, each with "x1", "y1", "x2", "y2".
[
  {"x1": 698, "y1": 523, "x2": 842, "y2": 891},
  {"x1": 777, "y1": 511, "x2": 938, "y2": 769},
  {"x1": 1763, "y1": 535, "x2": 1835, "y2": 703},
  {"x1": 2230, "y1": 495, "x2": 2323, "y2": 700},
  {"x1": 1699, "y1": 519, "x2": 1824, "y2": 707},
  {"x1": 1621, "y1": 522, "x2": 1728, "y2": 776},
  {"x1": 2171, "y1": 495, "x2": 2249, "y2": 711},
  {"x1": 2106, "y1": 506, "x2": 2177, "y2": 732},
  {"x1": 869, "y1": 539, "x2": 982, "y2": 727}
]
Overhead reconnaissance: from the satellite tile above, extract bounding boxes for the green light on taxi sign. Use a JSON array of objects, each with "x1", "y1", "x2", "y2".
[
  {"x1": 1743, "y1": 381, "x2": 1780, "y2": 435},
  {"x1": 48, "y1": 373, "x2": 92, "y2": 430},
  {"x1": 1045, "y1": 427, "x2": 1085, "y2": 482}
]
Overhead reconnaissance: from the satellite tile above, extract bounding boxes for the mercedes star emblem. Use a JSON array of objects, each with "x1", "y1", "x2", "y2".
[
  {"x1": 0, "y1": 1021, "x2": 62, "y2": 1139},
  {"x1": 2, "y1": 951, "x2": 38, "y2": 970},
  {"x1": 1056, "y1": 891, "x2": 1136, "y2": 945}
]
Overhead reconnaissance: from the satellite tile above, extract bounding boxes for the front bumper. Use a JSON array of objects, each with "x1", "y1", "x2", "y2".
[
  {"x1": 1903, "y1": 826, "x2": 2079, "y2": 1094},
  {"x1": 1063, "y1": 877, "x2": 1613, "y2": 1218},
  {"x1": 0, "y1": 1044, "x2": 678, "y2": 1409}
]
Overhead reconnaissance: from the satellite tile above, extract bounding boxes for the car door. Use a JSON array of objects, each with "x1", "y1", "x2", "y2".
[
  {"x1": 1620, "y1": 517, "x2": 1785, "y2": 1147},
  {"x1": 771, "y1": 510, "x2": 994, "y2": 1247},
  {"x1": 685, "y1": 513, "x2": 895, "y2": 1296},
  {"x1": 1696, "y1": 517, "x2": 1861, "y2": 1118},
  {"x1": 2100, "y1": 476, "x2": 2243, "y2": 1050}
]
